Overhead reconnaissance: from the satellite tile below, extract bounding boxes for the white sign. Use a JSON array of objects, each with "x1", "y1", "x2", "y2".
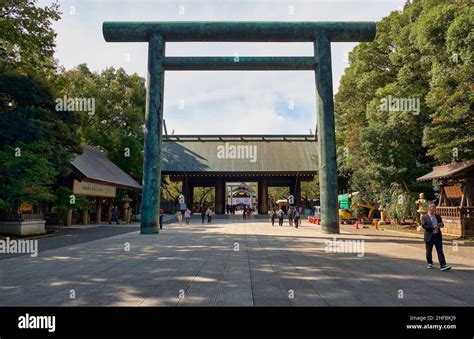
[
  {"x1": 72, "y1": 180, "x2": 116, "y2": 198},
  {"x1": 230, "y1": 197, "x2": 252, "y2": 205},
  {"x1": 178, "y1": 194, "x2": 185, "y2": 204}
]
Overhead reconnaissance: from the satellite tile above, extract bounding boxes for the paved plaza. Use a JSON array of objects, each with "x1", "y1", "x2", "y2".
[{"x1": 1, "y1": 218, "x2": 473, "y2": 306}]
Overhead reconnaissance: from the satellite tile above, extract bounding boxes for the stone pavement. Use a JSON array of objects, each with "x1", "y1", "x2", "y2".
[
  {"x1": 0, "y1": 224, "x2": 138, "y2": 260},
  {"x1": 1, "y1": 218, "x2": 473, "y2": 306},
  {"x1": 339, "y1": 222, "x2": 474, "y2": 260}
]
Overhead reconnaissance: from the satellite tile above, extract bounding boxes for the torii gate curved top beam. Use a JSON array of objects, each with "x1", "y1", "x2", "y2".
[
  {"x1": 103, "y1": 21, "x2": 376, "y2": 42},
  {"x1": 102, "y1": 21, "x2": 376, "y2": 235}
]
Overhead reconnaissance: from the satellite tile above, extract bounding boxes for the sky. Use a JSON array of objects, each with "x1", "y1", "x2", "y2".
[{"x1": 40, "y1": 0, "x2": 406, "y2": 135}]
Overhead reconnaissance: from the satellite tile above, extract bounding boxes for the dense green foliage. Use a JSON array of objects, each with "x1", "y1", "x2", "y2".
[
  {"x1": 0, "y1": 1, "x2": 146, "y2": 216},
  {"x1": 0, "y1": 0, "x2": 60, "y2": 76},
  {"x1": 54, "y1": 64, "x2": 146, "y2": 182},
  {"x1": 0, "y1": 1, "x2": 84, "y2": 214},
  {"x1": 0, "y1": 73, "x2": 83, "y2": 212},
  {"x1": 335, "y1": 0, "x2": 473, "y2": 218}
]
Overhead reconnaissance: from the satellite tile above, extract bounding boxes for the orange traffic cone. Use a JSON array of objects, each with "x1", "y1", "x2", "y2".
[
  {"x1": 355, "y1": 219, "x2": 359, "y2": 230},
  {"x1": 374, "y1": 220, "x2": 379, "y2": 230}
]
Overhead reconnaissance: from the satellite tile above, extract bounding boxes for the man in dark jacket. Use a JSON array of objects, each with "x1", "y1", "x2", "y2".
[
  {"x1": 200, "y1": 206, "x2": 206, "y2": 224},
  {"x1": 109, "y1": 206, "x2": 119, "y2": 224},
  {"x1": 293, "y1": 208, "x2": 300, "y2": 228},
  {"x1": 421, "y1": 204, "x2": 451, "y2": 271}
]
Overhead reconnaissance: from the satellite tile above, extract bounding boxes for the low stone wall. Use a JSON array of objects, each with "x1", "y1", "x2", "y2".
[
  {"x1": 0, "y1": 220, "x2": 46, "y2": 236},
  {"x1": 442, "y1": 216, "x2": 463, "y2": 237}
]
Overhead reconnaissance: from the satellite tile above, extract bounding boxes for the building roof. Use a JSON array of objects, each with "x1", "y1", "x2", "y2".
[
  {"x1": 162, "y1": 135, "x2": 318, "y2": 174},
  {"x1": 71, "y1": 146, "x2": 142, "y2": 190},
  {"x1": 417, "y1": 160, "x2": 474, "y2": 182}
]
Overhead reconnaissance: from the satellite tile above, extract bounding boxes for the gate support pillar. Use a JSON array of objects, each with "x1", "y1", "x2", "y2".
[
  {"x1": 314, "y1": 34, "x2": 339, "y2": 234},
  {"x1": 215, "y1": 178, "x2": 225, "y2": 214},
  {"x1": 258, "y1": 177, "x2": 268, "y2": 214},
  {"x1": 141, "y1": 33, "x2": 165, "y2": 234}
]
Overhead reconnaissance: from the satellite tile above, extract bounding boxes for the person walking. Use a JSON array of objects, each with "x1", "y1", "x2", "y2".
[
  {"x1": 288, "y1": 208, "x2": 294, "y2": 227},
  {"x1": 421, "y1": 204, "x2": 451, "y2": 271},
  {"x1": 270, "y1": 209, "x2": 276, "y2": 226},
  {"x1": 206, "y1": 207, "x2": 213, "y2": 223},
  {"x1": 109, "y1": 205, "x2": 119, "y2": 224},
  {"x1": 176, "y1": 210, "x2": 183, "y2": 225},
  {"x1": 159, "y1": 208, "x2": 164, "y2": 230},
  {"x1": 200, "y1": 206, "x2": 206, "y2": 224},
  {"x1": 184, "y1": 208, "x2": 191, "y2": 225},
  {"x1": 278, "y1": 208, "x2": 284, "y2": 226},
  {"x1": 294, "y1": 208, "x2": 300, "y2": 228}
]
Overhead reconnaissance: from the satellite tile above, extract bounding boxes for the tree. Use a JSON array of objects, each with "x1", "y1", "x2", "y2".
[
  {"x1": 53, "y1": 186, "x2": 87, "y2": 223},
  {"x1": 301, "y1": 176, "x2": 320, "y2": 200},
  {"x1": 268, "y1": 187, "x2": 290, "y2": 204},
  {"x1": 421, "y1": 3, "x2": 474, "y2": 161},
  {"x1": 0, "y1": 73, "x2": 83, "y2": 214},
  {"x1": 334, "y1": 0, "x2": 473, "y2": 215},
  {"x1": 0, "y1": 0, "x2": 60, "y2": 76},
  {"x1": 194, "y1": 187, "x2": 215, "y2": 208},
  {"x1": 54, "y1": 64, "x2": 146, "y2": 182},
  {"x1": 161, "y1": 176, "x2": 181, "y2": 201},
  {"x1": 378, "y1": 182, "x2": 417, "y2": 222}
]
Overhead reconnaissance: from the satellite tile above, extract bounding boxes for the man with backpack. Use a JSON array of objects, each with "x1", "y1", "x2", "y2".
[{"x1": 278, "y1": 208, "x2": 284, "y2": 226}]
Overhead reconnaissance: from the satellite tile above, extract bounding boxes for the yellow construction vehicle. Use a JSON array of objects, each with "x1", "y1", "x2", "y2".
[{"x1": 339, "y1": 202, "x2": 376, "y2": 224}]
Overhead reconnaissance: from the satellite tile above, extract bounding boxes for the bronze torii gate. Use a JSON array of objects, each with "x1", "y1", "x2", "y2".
[{"x1": 102, "y1": 21, "x2": 376, "y2": 235}]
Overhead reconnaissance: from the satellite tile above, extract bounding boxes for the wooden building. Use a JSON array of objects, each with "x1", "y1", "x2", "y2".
[
  {"x1": 417, "y1": 160, "x2": 474, "y2": 237},
  {"x1": 66, "y1": 145, "x2": 142, "y2": 225}
]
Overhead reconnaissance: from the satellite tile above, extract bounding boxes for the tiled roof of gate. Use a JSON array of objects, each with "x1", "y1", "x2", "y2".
[{"x1": 162, "y1": 135, "x2": 318, "y2": 173}]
